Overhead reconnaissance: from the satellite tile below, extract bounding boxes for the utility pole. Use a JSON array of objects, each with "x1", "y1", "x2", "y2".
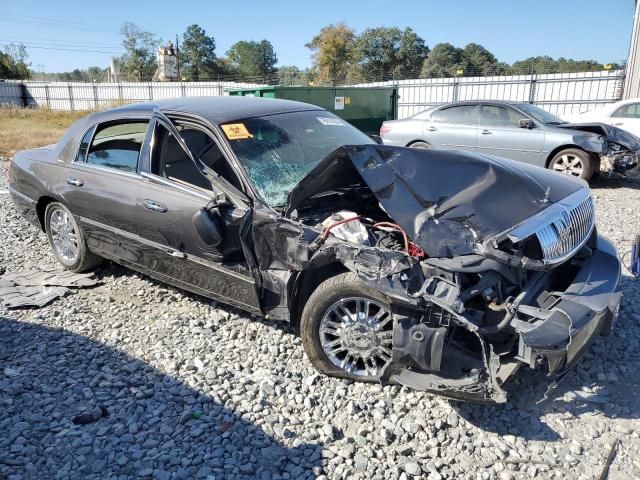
[{"x1": 175, "y1": 34, "x2": 180, "y2": 81}]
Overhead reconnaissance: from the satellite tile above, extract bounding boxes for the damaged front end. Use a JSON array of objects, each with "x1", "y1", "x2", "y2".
[
  {"x1": 560, "y1": 122, "x2": 640, "y2": 174},
  {"x1": 277, "y1": 145, "x2": 621, "y2": 403}
]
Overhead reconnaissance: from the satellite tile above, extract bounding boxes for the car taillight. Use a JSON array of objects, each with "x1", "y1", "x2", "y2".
[{"x1": 380, "y1": 124, "x2": 392, "y2": 135}]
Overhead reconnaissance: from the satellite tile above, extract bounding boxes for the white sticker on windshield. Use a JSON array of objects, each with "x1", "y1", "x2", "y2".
[{"x1": 317, "y1": 117, "x2": 346, "y2": 126}]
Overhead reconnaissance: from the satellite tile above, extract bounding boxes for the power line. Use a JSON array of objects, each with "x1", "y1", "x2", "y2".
[
  {"x1": 3, "y1": 12, "x2": 120, "y2": 29},
  {"x1": 0, "y1": 39, "x2": 121, "y2": 51},
  {"x1": 0, "y1": 34, "x2": 121, "y2": 48},
  {"x1": 0, "y1": 43, "x2": 120, "y2": 54},
  {"x1": 0, "y1": 14, "x2": 120, "y2": 35}
]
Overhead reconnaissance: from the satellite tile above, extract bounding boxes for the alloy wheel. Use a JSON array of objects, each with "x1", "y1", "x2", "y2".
[
  {"x1": 551, "y1": 154, "x2": 585, "y2": 177},
  {"x1": 49, "y1": 208, "x2": 79, "y2": 264},
  {"x1": 319, "y1": 297, "x2": 393, "y2": 378}
]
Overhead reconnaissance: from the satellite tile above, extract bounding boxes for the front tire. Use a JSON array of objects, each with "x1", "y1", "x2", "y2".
[
  {"x1": 300, "y1": 273, "x2": 394, "y2": 382},
  {"x1": 548, "y1": 148, "x2": 594, "y2": 180},
  {"x1": 45, "y1": 202, "x2": 101, "y2": 272}
]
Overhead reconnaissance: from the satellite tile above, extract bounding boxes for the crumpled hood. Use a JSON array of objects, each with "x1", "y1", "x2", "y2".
[
  {"x1": 289, "y1": 145, "x2": 586, "y2": 257},
  {"x1": 559, "y1": 122, "x2": 640, "y2": 150}
]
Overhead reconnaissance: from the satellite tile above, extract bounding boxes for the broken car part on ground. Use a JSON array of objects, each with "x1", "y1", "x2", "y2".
[
  {"x1": 8, "y1": 97, "x2": 622, "y2": 402},
  {"x1": 0, "y1": 269, "x2": 100, "y2": 308}
]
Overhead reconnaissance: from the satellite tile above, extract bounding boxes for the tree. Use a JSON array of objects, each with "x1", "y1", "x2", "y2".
[
  {"x1": 395, "y1": 28, "x2": 429, "y2": 79},
  {"x1": 86, "y1": 66, "x2": 108, "y2": 82},
  {"x1": 226, "y1": 40, "x2": 277, "y2": 80},
  {"x1": 420, "y1": 43, "x2": 464, "y2": 78},
  {"x1": 0, "y1": 43, "x2": 30, "y2": 80},
  {"x1": 306, "y1": 23, "x2": 358, "y2": 85},
  {"x1": 462, "y1": 43, "x2": 505, "y2": 76},
  {"x1": 356, "y1": 27, "x2": 428, "y2": 80},
  {"x1": 181, "y1": 24, "x2": 218, "y2": 81},
  {"x1": 357, "y1": 27, "x2": 402, "y2": 80},
  {"x1": 510, "y1": 56, "x2": 614, "y2": 75},
  {"x1": 119, "y1": 22, "x2": 159, "y2": 81},
  {"x1": 277, "y1": 65, "x2": 309, "y2": 85},
  {"x1": 511, "y1": 56, "x2": 558, "y2": 75}
]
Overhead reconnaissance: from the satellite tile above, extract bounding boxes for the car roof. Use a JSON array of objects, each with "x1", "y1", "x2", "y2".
[
  {"x1": 55, "y1": 96, "x2": 327, "y2": 164},
  {"x1": 436, "y1": 100, "x2": 531, "y2": 108},
  {"x1": 110, "y1": 96, "x2": 325, "y2": 124}
]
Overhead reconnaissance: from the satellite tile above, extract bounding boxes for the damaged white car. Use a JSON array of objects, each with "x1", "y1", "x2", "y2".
[{"x1": 9, "y1": 97, "x2": 622, "y2": 402}]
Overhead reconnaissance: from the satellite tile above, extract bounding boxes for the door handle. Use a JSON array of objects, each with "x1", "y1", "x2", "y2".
[
  {"x1": 167, "y1": 250, "x2": 186, "y2": 259},
  {"x1": 142, "y1": 199, "x2": 167, "y2": 213},
  {"x1": 66, "y1": 177, "x2": 83, "y2": 187},
  {"x1": 426, "y1": 126, "x2": 437, "y2": 132},
  {"x1": 481, "y1": 129, "x2": 492, "y2": 135}
]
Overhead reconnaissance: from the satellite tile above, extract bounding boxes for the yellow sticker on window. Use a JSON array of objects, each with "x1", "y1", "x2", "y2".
[{"x1": 222, "y1": 123, "x2": 253, "y2": 140}]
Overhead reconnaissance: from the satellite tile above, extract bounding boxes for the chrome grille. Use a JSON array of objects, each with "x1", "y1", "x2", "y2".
[{"x1": 535, "y1": 196, "x2": 595, "y2": 263}]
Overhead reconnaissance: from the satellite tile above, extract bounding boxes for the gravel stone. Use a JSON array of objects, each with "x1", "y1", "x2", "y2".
[{"x1": 403, "y1": 461, "x2": 422, "y2": 476}]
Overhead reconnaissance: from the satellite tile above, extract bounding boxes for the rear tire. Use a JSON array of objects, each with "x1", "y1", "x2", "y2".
[
  {"x1": 548, "y1": 148, "x2": 594, "y2": 180},
  {"x1": 408, "y1": 141, "x2": 431, "y2": 149},
  {"x1": 45, "y1": 202, "x2": 102, "y2": 272},
  {"x1": 300, "y1": 273, "x2": 394, "y2": 382}
]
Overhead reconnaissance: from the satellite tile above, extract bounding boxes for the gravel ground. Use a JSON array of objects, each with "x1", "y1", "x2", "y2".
[{"x1": 1, "y1": 157, "x2": 639, "y2": 480}]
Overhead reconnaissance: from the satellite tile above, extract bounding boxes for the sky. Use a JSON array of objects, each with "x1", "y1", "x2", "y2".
[{"x1": 0, "y1": 0, "x2": 636, "y2": 73}]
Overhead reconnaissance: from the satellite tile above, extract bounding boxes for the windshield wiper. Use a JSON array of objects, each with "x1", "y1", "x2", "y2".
[{"x1": 545, "y1": 121, "x2": 569, "y2": 125}]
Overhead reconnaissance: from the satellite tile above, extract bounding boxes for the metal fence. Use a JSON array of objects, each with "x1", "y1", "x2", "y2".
[
  {"x1": 0, "y1": 80, "x2": 264, "y2": 110},
  {"x1": 0, "y1": 69, "x2": 625, "y2": 119},
  {"x1": 357, "y1": 70, "x2": 625, "y2": 118}
]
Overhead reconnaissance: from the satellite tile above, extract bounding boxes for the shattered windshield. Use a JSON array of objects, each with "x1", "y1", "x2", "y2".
[{"x1": 221, "y1": 110, "x2": 372, "y2": 207}]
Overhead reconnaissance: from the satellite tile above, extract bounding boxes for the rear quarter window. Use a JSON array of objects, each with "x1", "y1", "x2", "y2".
[{"x1": 75, "y1": 126, "x2": 95, "y2": 163}]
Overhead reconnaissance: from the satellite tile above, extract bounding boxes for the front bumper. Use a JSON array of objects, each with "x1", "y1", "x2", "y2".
[
  {"x1": 388, "y1": 234, "x2": 622, "y2": 403},
  {"x1": 513, "y1": 234, "x2": 622, "y2": 378},
  {"x1": 600, "y1": 151, "x2": 639, "y2": 173}
]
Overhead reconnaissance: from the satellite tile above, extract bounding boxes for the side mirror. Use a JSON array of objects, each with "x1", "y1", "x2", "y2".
[
  {"x1": 518, "y1": 118, "x2": 536, "y2": 129},
  {"x1": 369, "y1": 134, "x2": 384, "y2": 145},
  {"x1": 192, "y1": 208, "x2": 223, "y2": 246}
]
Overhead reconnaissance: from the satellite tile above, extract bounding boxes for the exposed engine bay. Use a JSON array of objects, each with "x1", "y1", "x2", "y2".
[{"x1": 251, "y1": 144, "x2": 622, "y2": 402}]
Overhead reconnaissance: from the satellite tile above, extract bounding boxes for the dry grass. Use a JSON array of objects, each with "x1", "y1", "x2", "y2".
[{"x1": 0, "y1": 107, "x2": 90, "y2": 158}]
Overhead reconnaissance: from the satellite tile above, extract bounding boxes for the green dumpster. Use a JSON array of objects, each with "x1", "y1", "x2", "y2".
[{"x1": 227, "y1": 86, "x2": 398, "y2": 135}]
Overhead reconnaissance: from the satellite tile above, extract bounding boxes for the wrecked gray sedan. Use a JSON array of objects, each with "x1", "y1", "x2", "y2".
[
  {"x1": 9, "y1": 97, "x2": 621, "y2": 402},
  {"x1": 380, "y1": 101, "x2": 640, "y2": 180}
]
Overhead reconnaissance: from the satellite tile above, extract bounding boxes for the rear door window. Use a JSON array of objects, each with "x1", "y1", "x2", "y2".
[
  {"x1": 86, "y1": 121, "x2": 149, "y2": 172},
  {"x1": 437, "y1": 105, "x2": 479, "y2": 125}
]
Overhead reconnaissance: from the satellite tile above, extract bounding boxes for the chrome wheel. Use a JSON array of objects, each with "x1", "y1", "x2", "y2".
[
  {"x1": 49, "y1": 208, "x2": 79, "y2": 264},
  {"x1": 551, "y1": 153, "x2": 585, "y2": 177},
  {"x1": 319, "y1": 297, "x2": 393, "y2": 378}
]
